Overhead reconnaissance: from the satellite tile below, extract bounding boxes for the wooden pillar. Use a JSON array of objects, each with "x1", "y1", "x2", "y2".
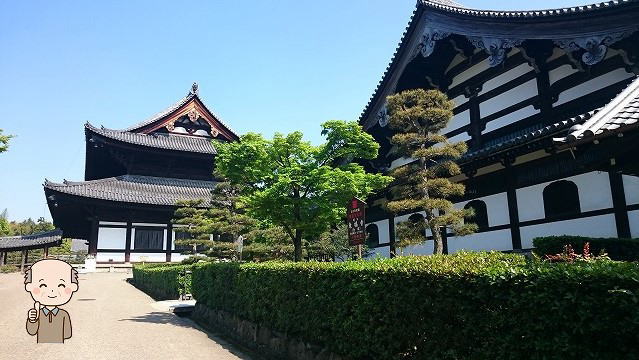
[
  {"x1": 0, "y1": 252, "x2": 4, "y2": 266},
  {"x1": 2, "y1": 252, "x2": 6, "y2": 265},
  {"x1": 88, "y1": 218, "x2": 99, "y2": 257},
  {"x1": 124, "y1": 222, "x2": 132, "y2": 263},
  {"x1": 505, "y1": 161, "x2": 522, "y2": 250},
  {"x1": 43, "y1": 247, "x2": 49, "y2": 258},
  {"x1": 388, "y1": 216, "x2": 396, "y2": 258},
  {"x1": 20, "y1": 250, "x2": 28, "y2": 273},
  {"x1": 609, "y1": 169, "x2": 631, "y2": 238},
  {"x1": 165, "y1": 223, "x2": 173, "y2": 263}
]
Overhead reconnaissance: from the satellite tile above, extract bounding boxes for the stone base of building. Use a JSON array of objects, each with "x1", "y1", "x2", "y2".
[{"x1": 191, "y1": 303, "x2": 342, "y2": 360}]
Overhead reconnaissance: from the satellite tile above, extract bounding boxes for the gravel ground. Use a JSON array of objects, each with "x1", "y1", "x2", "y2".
[{"x1": 0, "y1": 272, "x2": 250, "y2": 360}]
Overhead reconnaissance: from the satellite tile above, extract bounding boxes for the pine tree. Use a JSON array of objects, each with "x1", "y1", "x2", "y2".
[
  {"x1": 173, "y1": 180, "x2": 257, "y2": 259},
  {"x1": 385, "y1": 89, "x2": 476, "y2": 255}
]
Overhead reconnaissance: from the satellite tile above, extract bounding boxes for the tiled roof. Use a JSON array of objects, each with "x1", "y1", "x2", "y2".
[
  {"x1": 86, "y1": 123, "x2": 217, "y2": 155},
  {"x1": 557, "y1": 76, "x2": 639, "y2": 144},
  {"x1": 460, "y1": 110, "x2": 599, "y2": 163},
  {"x1": 421, "y1": 0, "x2": 635, "y2": 18},
  {"x1": 359, "y1": 0, "x2": 639, "y2": 124},
  {"x1": 44, "y1": 175, "x2": 217, "y2": 206},
  {"x1": 0, "y1": 230, "x2": 63, "y2": 250}
]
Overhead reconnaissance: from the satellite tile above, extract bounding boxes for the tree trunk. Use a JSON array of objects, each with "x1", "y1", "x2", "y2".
[
  {"x1": 293, "y1": 229, "x2": 303, "y2": 262},
  {"x1": 431, "y1": 226, "x2": 444, "y2": 255}
]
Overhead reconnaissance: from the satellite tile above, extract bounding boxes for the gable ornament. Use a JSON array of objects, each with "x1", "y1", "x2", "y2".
[
  {"x1": 467, "y1": 36, "x2": 523, "y2": 67},
  {"x1": 554, "y1": 30, "x2": 638, "y2": 66}
]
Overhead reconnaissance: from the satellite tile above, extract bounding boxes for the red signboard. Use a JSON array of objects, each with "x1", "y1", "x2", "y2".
[{"x1": 347, "y1": 197, "x2": 366, "y2": 246}]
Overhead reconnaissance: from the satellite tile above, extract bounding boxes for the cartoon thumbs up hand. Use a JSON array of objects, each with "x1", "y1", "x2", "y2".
[{"x1": 27, "y1": 302, "x2": 40, "y2": 322}]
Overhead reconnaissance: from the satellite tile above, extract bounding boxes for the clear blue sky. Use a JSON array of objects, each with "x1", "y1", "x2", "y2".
[{"x1": 0, "y1": 0, "x2": 587, "y2": 222}]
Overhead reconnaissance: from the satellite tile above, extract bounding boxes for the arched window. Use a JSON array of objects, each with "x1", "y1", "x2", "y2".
[
  {"x1": 464, "y1": 200, "x2": 489, "y2": 231},
  {"x1": 543, "y1": 180, "x2": 581, "y2": 218},
  {"x1": 366, "y1": 224, "x2": 379, "y2": 247}
]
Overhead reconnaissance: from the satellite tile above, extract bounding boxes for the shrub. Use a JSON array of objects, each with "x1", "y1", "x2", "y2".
[
  {"x1": 132, "y1": 264, "x2": 192, "y2": 300},
  {"x1": 0, "y1": 264, "x2": 17, "y2": 273},
  {"x1": 533, "y1": 235, "x2": 639, "y2": 261},
  {"x1": 192, "y1": 253, "x2": 639, "y2": 359}
]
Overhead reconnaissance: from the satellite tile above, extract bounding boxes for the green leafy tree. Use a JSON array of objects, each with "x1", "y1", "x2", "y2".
[
  {"x1": 215, "y1": 120, "x2": 392, "y2": 261},
  {"x1": 0, "y1": 209, "x2": 11, "y2": 236},
  {"x1": 385, "y1": 89, "x2": 476, "y2": 255},
  {"x1": 173, "y1": 180, "x2": 257, "y2": 259},
  {"x1": 0, "y1": 129, "x2": 12, "y2": 153},
  {"x1": 310, "y1": 222, "x2": 372, "y2": 261}
]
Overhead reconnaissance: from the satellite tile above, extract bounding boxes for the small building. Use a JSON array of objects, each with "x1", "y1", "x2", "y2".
[
  {"x1": 359, "y1": 0, "x2": 639, "y2": 256},
  {"x1": 0, "y1": 230, "x2": 63, "y2": 271},
  {"x1": 44, "y1": 83, "x2": 238, "y2": 263}
]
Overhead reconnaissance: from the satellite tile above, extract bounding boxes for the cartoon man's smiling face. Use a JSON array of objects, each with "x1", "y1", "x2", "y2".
[{"x1": 24, "y1": 259, "x2": 78, "y2": 307}]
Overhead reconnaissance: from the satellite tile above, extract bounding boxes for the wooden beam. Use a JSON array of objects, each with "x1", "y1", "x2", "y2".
[
  {"x1": 20, "y1": 250, "x2": 27, "y2": 273},
  {"x1": 0, "y1": 252, "x2": 4, "y2": 266},
  {"x1": 165, "y1": 223, "x2": 173, "y2": 263},
  {"x1": 388, "y1": 217, "x2": 396, "y2": 258},
  {"x1": 609, "y1": 169, "x2": 631, "y2": 238},
  {"x1": 504, "y1": 161, "x2": 522, "y2": 250},
  {"x1": 125, "y1": 222, "x2": 132, "y2": 263},
  {"x1": 43, "y1": 247, "x2": 49, "y2": 258}
]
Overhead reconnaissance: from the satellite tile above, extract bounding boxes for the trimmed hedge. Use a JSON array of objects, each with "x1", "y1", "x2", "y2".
[
  {"x1": 192, "y1": 253, "x2": 639, "y2": 359},
  {"x1": 533, "y1": 235, "x2": 639, "y2": 261},
  {"x1": 132, "y1": 264, "x2": 192, "y2": 300}
]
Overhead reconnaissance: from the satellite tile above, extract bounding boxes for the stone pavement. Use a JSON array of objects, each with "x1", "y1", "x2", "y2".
[{"x1": 0, "y1": 272, "x2": 251, "y2": 360}]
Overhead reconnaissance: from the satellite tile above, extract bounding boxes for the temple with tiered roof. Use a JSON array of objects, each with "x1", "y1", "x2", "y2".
[{"x1": 44, "y1": 83, "x2": 237, "y2": 263}]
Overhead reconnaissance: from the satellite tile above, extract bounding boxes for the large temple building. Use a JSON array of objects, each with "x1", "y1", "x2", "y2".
[
  {"x1": 360, "y1": 0, "x2": 639, "y2": 256},
  {"x1": 44, "y1": 83, "x2": 238, "y2": 263}
]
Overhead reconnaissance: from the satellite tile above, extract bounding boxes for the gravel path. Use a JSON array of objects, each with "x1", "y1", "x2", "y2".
[{"x1": 0, "y1": 272, "x2": 250, "y2": 360}]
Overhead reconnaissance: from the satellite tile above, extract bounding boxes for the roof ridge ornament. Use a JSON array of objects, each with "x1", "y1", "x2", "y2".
[
  {"x1": 554, "y1": 29, "x2": 638, "y2": 66},
  {"x1": 190, "y1": 82, "x2": 199, "y2": 95},
  {"x1": 413, "y1": 26, "x2": 451, "y2": 59},
  {"x1": 468, "y1": 36, "x2": 523, "y2": 67},
  {"x1": 377, "y1": 103, "x2": 389, "y2": 127}
]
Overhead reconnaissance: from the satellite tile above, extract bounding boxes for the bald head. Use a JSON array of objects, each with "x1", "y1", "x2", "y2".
[{"x1": 24, "y1": 259, "x2": 79, "y2": 306}]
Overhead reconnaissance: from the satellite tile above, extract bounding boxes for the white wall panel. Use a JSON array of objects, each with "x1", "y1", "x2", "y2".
[
  {"x1": 516, "y1": 171, "x2": 613, "y2": 222},
  {"x1": 451, "y1": 94, "x2": 467, "y2": 108},
  {"x1": 96, "y1": 252, "x2": 125, "y2": 263},
  {"x1": 443, "y1": 109, "x2": 470, "y2": 134},
  {"x1": 480, "y1": 63, "x2": 533, "y2": 95},
  {"x1": 447, "y1": 132, "x2": 472, "y2": 143},
  {"x1": 623, "y1": 175, "x2": 639, "y2": 205},
  {"x1": 520, "y1": 214, "x2": 617, "y2": 249},
  {"x1": 455, "y1": 192, "x2": 510, "y2": 227},
  {"x1": 483, "y1": 105, "x2": 539, "y2": 133},
  {"x1": 170, "y1": 253, "x2": 190, "y2": 263},
  {"x1": 447, "y1": 229, "x2": 512, "y2": 253},
  {"x1": 555, "y1": 68, "x2": 633, "y2": 106},
  {"x1": 366, "y1": 245, "x2": 391, "y2": 259},
  {"x1": 129, "y1": 253, "x2": 167, "y2": 262},
  {"x1": 389, "y1": 156, "x2": 415, "y2": 170},
  {"x1": 97, "y1": 227, "x2": 126, "y2": 249},
  {"x1": 480, "y1": 79, "x2": 538, "y2": 117},
  {"x1": 628, "y1": 210, "x2": 639, "y2": 238},
  {"x1": 99, "y1": 221, "x2": 126, "y2": 226},
  {"x1": 366, "y1": 219, "x2": 391, "y2": 245},
  {"x1": 450, "y1": 58, "x2": 490, "y2": 89},
  {"x1": 402, "y1": 241, "x2": 435, "y2": 256},
  {"x1": 548, "y1": 64, "x2": 579, "y2": 85}
]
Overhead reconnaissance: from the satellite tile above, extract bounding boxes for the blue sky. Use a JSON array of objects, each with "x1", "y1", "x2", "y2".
[{"x1": 0, "y1": 0, "x2": 588, "y2": 222}]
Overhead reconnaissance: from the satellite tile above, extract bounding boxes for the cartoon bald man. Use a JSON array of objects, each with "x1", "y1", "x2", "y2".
[{"x1": 24, "y1": 259, "x2": 79, "y2": 343}]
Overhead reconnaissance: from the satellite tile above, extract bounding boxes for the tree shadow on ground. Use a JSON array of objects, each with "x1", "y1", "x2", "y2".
[{"x1": 119, "y1": 312, "x2": 256, "y2": 360}]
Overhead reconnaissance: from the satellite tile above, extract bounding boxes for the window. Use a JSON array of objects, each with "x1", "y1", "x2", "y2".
[
  {"x1": 366, "y1": 224, "x2": 379, "y2": 247},
  {"x1": 134, "y1": 228, "x2": 164, "y2": 250},
  {"x1": 543, "y1": 180, "x2": 581, "y2": 218},
  {"x1": 174, "y1": 230, "x2": 193, "y2": 251},
  {"x1": 464, "y1": 200, "x2": 489, "y2": 231}
]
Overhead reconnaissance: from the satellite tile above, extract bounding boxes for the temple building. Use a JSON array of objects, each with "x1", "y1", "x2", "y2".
[
  {"x1": 44, "y1": 83, "x2": 238, "y2": 263},
  {"x1": 360, "y1": 0, "x2": 639, "y2": 256}
]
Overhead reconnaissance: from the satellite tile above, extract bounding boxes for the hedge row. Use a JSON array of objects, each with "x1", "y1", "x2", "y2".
[
  {"x1": 533, "y1": 235, "x2": 639, "y2": 261},
  {"x1": 192, "y1": 253, "x2": 639, "y2": 359},
  {"x1": 132, "y1": 264, "x2": 192, "y2": 300}
]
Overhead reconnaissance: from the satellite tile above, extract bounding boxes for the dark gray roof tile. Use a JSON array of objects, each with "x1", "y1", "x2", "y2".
[
  {"x1": 86, "y1": 123, "x2": 217, "y2": 155},
  {"x1": 44, "y1": 175, "x2": 216, "y2": 206},
  {"x1": 0, "y1": 230, "x2": 63, "y2": 250}
]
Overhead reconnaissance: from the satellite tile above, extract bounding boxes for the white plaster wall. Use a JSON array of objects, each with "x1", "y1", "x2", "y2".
[
  {"x1": 450, "y1": 57, "x2": 490, "y2": 89},
  {"x1": 402, "y1": 241, "x2": 435, "y2": 256},
  {"x1": 455, "y1": 192, "x2": 510, "y2": 227},
  {"x1": 447, "y1": 229, "x2": 512, "y2": 253},
  {"x1": 366, "y1": 245, "x2": 391, "y2": 259},
  {"x1": 132, "y1": 223, "x2": 167, "y2": 227},
  {"x1": 548, "y1": 64, "x2": 579, "y2": 85},
  {"x1": 483, "y1": 105, "x2": 539, "y2": 133},
  {"x1": 448, "y1": 132, "x2": 472, "y2": 143},
  {"x1": 628, "y1": 210, "x2": 639, "y2": 238},
  {"x1": 96, "y1": 252, "x2": 125, "y2": 263},
  {"x1": 451, "y1": 94, "x2": 467, "y2": 108},
  {"x1": 170, "y1": 253, "x2": 190, "y2": 262},
  {"x1": 97, "y1": 227, "x2": 126, "y2": 249},
  {"x1": 366, "y1": 219, "x2": 391, "y2": 245},
  {"x1": 480, "y1": 79, "x2": 538, "y2": 117},
  {"x1": 479, "y1": 63, "x2": 534, "y2": 96},
  {"x1": 623, "y1": 175, "x2": 639, "y2": 205},
  {"x1": 389, "y1": 156, "x2": 416, "y2": 170},
  {"x1": 129, "y1": 253, "x2": 167, "y2": 262},
  {"x1": 99, "y1": 221, "x2": 126, "y2": 226},
  {"x1": 521, "y1": 214, "x2": 617, "y2": 249},
  {"x1": 443, "y1": 109, "x2": 470, "y2": 134},
  {"x1": 555, "y1": 68, "x2": 633, "y2": 105},
  {"x1": 516, "y1": 171, "x2": 613, "y2": 222}
]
